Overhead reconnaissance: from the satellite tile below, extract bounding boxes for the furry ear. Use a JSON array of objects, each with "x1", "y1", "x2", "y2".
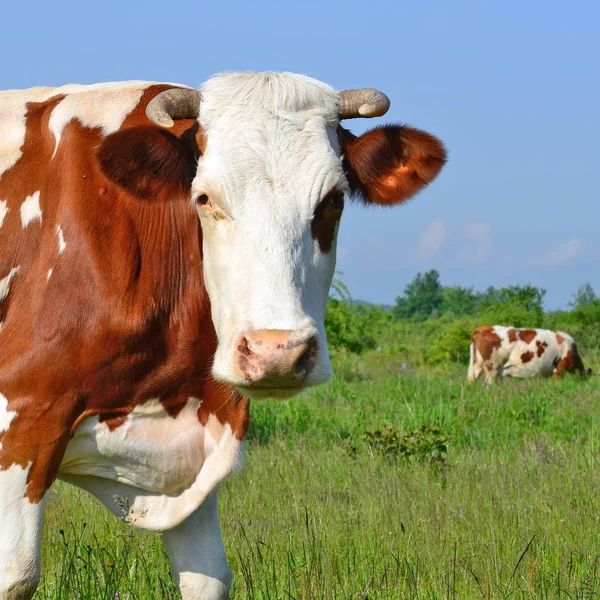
[
  {"x1": 97, "y1": 126, "x2": 197, "y2": 199},
  {"x1": 339, "y1": 124, "x2": 447, "y2": 205}
]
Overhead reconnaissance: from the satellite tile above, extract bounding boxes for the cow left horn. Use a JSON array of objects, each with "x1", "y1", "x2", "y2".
[
  {"x1": 146, "y1": 88, "x2": 202, "y2": 128},
  {"x1": 339, "y1": 89, "x2": 390, "y2": 119}
]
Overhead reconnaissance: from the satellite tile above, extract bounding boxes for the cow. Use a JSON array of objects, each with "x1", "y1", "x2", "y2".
[
  {"x1": 0, "y1": 72, "x2": 446, "y2": 599},
  {"x1": 467, "y1": 325, "x2": 588, "y2": 385}
]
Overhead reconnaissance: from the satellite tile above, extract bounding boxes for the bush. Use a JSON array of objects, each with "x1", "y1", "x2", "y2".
[
  {"x1": 363, "y1": 425, "x2": 448, "y2": 470},
  {"x1": 425, "y1": 318, "x2": 475, "y2": 365},
  {"x1": 325, "y1": 299, "x2": 394, "y2": 354},
  {"x1": 479, "y1": 301, "x2": 544, "y2": 328}
]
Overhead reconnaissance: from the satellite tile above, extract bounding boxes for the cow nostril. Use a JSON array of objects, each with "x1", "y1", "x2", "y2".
[
  {"x1": 294, "y1": 338, "x2": 318, "y2": 375},
  {"x1": 237, "y1": 336, "x2": 253, "y2": 358}
]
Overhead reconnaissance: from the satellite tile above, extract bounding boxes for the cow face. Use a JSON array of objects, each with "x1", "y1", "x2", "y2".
[
  {"x1": 188, "y1": 74, "x2": 344, "y2": 398},
  {"x1": 100, "y1": 73, "x2": 446, "y2": 399}
]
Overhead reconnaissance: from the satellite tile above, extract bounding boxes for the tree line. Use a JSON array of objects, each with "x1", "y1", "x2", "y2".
[{"x1": 326, "y1": 270, "x2": 600, "y2": 362}]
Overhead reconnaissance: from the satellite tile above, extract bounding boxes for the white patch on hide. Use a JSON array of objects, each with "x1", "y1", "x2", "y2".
[
  {"x1": 56, "y1": 225, "x2": 66, "y2": 254},
  {"x1": 0, "y1": 266, "x2": 19, "y2": 304},
  {"x1": 0, "y1": 86, "x2": 54, "y2": 179},
  {"x1": 0, "y1": 393, "x2": 17, "y2": 452},
  {"x1": 20, "y1": 191, "x2": 42, "y2": 228},
  {"x1": 47, "y1": 268, "x2": 53, "y2": 281},
  {"x1": 0, "y1": 84, "x2": 97, "y2": 180},
  {"x1": 0, "y1": 81, "x2": 158, "y2": 180},
  {"x1": 48, "y1": 81, "x2": 152, "y2": 157},
  {"x1": 0, "y1": 462, "x2": 48, "y2": 592},
  {"x1": 0, "y1": 200, "x2": 8, "y2": 228},
  {"x1": 60, "y1": 396, "x2": 243, "y2": 531}
]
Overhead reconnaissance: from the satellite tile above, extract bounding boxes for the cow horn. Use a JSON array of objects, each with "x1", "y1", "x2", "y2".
[
  {"x1": 146, "y1": 88, "x2": 202, "y2": 128},
  {"x1": 339, "y1": 89, "x2": 390, "y2": 119}
]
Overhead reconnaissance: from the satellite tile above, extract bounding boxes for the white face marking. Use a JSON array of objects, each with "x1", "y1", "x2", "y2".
[
  {"x1": 47, "y1": 268, "x2": 53, "y2": 281},
  {"x1": 20, "y1": 191, "x2": 42, "y2": 228},
  {"x1": 194, "y1": 73, "x2": 345, "y2": 392},
  {"x1": 0, "y1": 393, "x2": 17, "y2": 452},
  {"x1": 0, "y1": 266, "x2": 19, "y2": 304},
  {"x1": 0, "y1": 200, "x2": 8, "y2": 228},
  {"x1": 56, "y1": 225, "x2": 66, "y2": 254}
]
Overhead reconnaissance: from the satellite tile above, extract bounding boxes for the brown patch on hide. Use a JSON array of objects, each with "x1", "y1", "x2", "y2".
[
  {"x1": 311, "y1": 189, "x2": 344, "y2": 253},
  {"x1": 536, "y1": 340, "x2": 548, "y2": 357},
  {"x1": 471, "y1": 326, "x2": 501, "y2": 360},
  {"x1": 98, "y1": 412, "x2": 131, "y2": 432},
  {"x1": 521, "y1": 351, "x2": 535, "y2": 363},
  {"x1": 518, "y1": 329, "x2": 537, "y2": 344}
]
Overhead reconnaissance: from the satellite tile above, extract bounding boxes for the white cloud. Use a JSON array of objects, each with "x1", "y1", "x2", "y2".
[
  {"x1": 416, "y1": 220, "x2": 448, "y2": 260},
  {"x1": 542, "y1": 237, "x2": 583, "y2": 267},
  {"x1": 457, "y1": 220, "x2": 492, "y2": 264}
]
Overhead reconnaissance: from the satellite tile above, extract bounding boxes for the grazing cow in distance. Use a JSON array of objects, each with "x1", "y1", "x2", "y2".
[
  {"x1": 0, "y1": 72, "x2": 446, "y2": 599},
  {"x1": 467, "y1": 325, "x2": 588, "y2": 385}
]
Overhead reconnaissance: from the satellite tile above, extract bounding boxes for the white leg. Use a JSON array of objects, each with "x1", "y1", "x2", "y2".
[
  {"x1": 162, "y1": 490, "x2": 232, "y2": 600},
  {"x1": 467, "y1": 344, "x2": 484, "y2": 383},
  {"x1": 484, "y1": 366, "x2": 499, "y2": 386},
  {"x1": 0, "y1": 465, "x2": 48, "y2": 600}
]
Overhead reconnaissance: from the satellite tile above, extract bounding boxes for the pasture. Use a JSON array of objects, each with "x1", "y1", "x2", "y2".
[{"x1": 36, "y1": 351, "x2": 600, "y2": 599}]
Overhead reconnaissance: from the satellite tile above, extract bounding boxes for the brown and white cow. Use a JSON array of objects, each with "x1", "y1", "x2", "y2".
[
  {"x1": 0, "y1": 72, "x2": 445, "y2": 599},
  {"x1": 467, "y1": 325, "x2": 587, "y2": 385}
]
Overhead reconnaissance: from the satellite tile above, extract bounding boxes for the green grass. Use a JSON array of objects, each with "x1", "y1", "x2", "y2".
[{"x1": 35, "y1": 359, "x2": 600, "y2": 599}]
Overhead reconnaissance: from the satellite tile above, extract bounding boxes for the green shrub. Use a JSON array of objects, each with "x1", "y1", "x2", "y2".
[
  {"x1": 325, "y1": 299, "x2": 393, "y2": 354},
  {"x1": 479, "y1": 301, "x2": 544, "y2": 328},
  {"x1": 363, "y1": 424, "x2": 448, "y2": 470},
  {"x1": 425, "y1": 318, "x2": 475, "y2": 365}
]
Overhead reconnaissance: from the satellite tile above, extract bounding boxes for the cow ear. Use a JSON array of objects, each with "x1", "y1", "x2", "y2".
[
  {"x1": 339, "y1": 124, "x2": 447, "y2": 206},
  {"x1": 97, "y1": 126, "x2": 197, "y2": 200}
]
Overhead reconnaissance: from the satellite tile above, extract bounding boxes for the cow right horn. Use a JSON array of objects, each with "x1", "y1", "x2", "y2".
[
  {"x1": 146, "y1": 88, "x2": 202, "y2": 128},
  {"x1": 339, "y1": 89, "x2": 390, "y2": 119}
]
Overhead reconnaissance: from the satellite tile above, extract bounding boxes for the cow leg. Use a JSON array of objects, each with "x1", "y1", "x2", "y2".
[
  {"x1": 0, "y1": 393, "x2": 73, "y2": 600},
  {"x1": 0, "y1": 466, "x2": 50, "y2": 600},
  {"x1": 467, "y1": 343, "x2": 483, "y2": 383},
  {"x1": 162, "y1": 490, "x2": 232, "y2": 600},
  {"x1": 483, "y1": 363, "x2": 499, "y2": 386}
]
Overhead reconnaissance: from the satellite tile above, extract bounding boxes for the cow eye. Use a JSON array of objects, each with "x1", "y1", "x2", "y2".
[
  {"x1": 196, "y1": 194, "x2": 210, "y2": 206},
  {"x1": 329, "y1": 191, "x2": 345, "y2": 210}
]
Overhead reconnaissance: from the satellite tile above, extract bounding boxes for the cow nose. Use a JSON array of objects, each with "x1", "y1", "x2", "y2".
[{"x1": 236, "y1": 329, "x2": 318, "y2": 386}]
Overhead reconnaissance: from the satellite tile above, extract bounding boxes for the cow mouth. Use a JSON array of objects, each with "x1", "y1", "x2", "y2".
[{"x1": 235, "y1": 384, "x2": 308, "y2": 400}]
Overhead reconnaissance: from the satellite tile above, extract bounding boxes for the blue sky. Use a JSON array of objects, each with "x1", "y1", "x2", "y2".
[{"x1": 2, "y1": 0, "x2": 598, "y2": 309}]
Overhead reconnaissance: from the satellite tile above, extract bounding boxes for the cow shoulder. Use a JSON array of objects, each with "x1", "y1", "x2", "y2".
[{"x1": 472, "y1": 325, "x2": 503, "y2": 360}]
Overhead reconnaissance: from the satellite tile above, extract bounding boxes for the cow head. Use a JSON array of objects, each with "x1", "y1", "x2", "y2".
[{"x1": 102, "y1": 73, "x2": 446, "y2": 399}]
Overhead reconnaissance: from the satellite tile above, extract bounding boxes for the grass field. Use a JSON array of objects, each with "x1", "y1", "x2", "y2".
[{"x1": 35, "y1": 355, "x2": 600, "y2": 599}]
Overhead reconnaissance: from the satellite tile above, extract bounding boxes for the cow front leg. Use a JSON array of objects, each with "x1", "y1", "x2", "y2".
[
  {"x1": 0, "y1": 392, "x2": 72, "y2": 600},
  {"x1": 483, "y1": 363, "x2": 500, "y2": 386},
  {"x1": 0, "y1": 465, "x2": 49, "y2": 600},
  {"x1": 162, "y1": 490, "x2": 232, "y2": 600}
]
